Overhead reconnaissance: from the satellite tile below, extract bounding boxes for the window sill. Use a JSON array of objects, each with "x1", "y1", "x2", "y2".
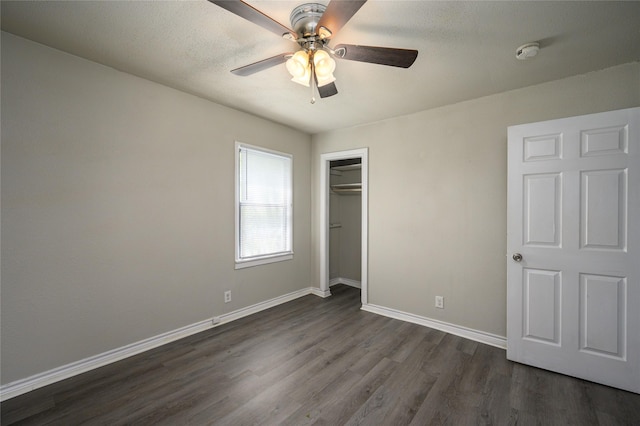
[{"x1": 235, "y1": 253, "x2": 293, "y2": 269}]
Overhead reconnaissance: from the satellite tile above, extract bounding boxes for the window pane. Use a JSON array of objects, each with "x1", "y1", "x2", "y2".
[
  {"x1": 242, "y1": 149, "x2": 290, "y2": 205},
  {"x1": 239, "y1": 204, "x2": 290, "y2": 258},
  {"x1": 237, "y1": 144, "x2": 292, "y2": 263}
]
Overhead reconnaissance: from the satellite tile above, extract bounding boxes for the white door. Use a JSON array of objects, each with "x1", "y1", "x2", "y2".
[{"x1": 507, "y1": 107, "x2": 640, "y2": 393}]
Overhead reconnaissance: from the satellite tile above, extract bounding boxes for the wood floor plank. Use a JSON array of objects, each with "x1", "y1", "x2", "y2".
[
  {"x1": 386, "y1": 323, "x2": 432, "y2": 363},
  {"x1": 586, "y1": 382, "x2": 640, "y2": 423},
  {"x1": 347, "y1": 319, "x2": 409, "y2": 376},
  {"x1": 279, "y1": 368, "x2": 363, "y2": 425},
  {"x1": 0, "y1": 391, "x2": 55, "y2": 425},
  {"x1": 371, "y1": 339, "x2": 440, "y2": 424},
  {"x1": 184, "y1": 345, "x2": 327, "y2": 424},
  {"x1": 310, "y1": 356, "x2": 399, "y2": 425},
  {"x1": 2, "y1": 284, "x2": 639, "y2": 425},
  {"x1": 262, "y1": 337, "x2": 364, "y2": 406}
]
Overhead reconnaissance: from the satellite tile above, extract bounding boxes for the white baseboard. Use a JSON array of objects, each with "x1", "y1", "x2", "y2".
[
  {"x1": 361, "y1": 303, "x2": 507, "y2": 350},
  {"x1": 214, "y1": 287, "x2": 314, "y2": 324},
  {"x1": 329, "y1": 277, "x2": 361, "y2": 289},
  {"x1": 0, "y1": 287, "x2": 317, "y2": 402},
  {"x1": 0, "y1": 318, "x2": 215, "y2": 402},
  {"x1": 310, "y1": 287, "x2": 331, "y2": 298}
]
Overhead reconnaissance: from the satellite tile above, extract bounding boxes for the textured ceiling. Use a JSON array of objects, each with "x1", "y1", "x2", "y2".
[{"x1": 2, "y1": 1, "x2": 640, "y2": 134}]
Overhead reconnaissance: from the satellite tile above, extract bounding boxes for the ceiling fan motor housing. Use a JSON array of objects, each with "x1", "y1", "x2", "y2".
[{"x1": 290, "y1": 3, "x2": 326, "y2": 38}]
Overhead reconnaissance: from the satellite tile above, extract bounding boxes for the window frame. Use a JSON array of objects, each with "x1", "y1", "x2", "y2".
[{"x1": 234, "y1": 141, "x2": 293, "y2": 269}]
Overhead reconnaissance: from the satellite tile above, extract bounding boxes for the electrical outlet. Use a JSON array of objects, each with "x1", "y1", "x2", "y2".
[
  {"x1": 435, "y1": 296, "x2": 444, "y2": 309},
  {"x1": 224, "y1": 290, "x2": 231, "y2": 303}
]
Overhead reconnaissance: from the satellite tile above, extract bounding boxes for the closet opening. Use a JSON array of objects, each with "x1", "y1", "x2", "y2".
[
  {"x1": 320, "y1": 149, "x2": 368, "y2": 306},
  {"x1": 329, "y1": 158, "x2": 362, "y2": 294}
]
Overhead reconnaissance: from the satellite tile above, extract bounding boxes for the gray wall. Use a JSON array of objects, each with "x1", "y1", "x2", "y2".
[
  {"x1": 312, "y1": 62, "x2": 640, "y2": 338},
  {"x1": 1, "y1": 33, "x2": 312, "y2": 384}
]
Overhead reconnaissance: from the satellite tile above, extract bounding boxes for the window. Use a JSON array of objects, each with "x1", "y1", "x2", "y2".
[{"x1": 235, "y1": 142, "x2": 293, "y2": 268}]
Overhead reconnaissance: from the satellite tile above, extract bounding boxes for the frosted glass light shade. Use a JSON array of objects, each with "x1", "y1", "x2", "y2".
[
  {"x1": 313, "y1": 49, "x2": 336, "y2": 87},
  {"x1": 286, "y1": 51, "x2": 311, "y2": 87}
]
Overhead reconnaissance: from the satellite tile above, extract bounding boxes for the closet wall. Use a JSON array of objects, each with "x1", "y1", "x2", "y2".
[{"x1": 329, "y1": 165, "x2": 362, "y2": 285}]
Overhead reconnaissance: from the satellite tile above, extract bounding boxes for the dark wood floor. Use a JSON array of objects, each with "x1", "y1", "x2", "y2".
[{"x1": 2, "y1": 284, "x2": 639, "y2": 425}]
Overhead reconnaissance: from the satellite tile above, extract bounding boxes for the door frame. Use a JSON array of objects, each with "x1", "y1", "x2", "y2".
[{"x1": 319, "y1": 148, "x2": 368, "y2": 305}]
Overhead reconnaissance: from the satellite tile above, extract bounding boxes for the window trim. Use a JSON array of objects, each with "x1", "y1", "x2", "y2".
[{"x1": 234, "y1": 141, "x2": 293, "y2": 269}]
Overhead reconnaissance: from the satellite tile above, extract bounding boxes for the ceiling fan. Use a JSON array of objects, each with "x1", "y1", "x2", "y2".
[{"x1": 209, "y1": 0, "x2": 418, "y2": 102}]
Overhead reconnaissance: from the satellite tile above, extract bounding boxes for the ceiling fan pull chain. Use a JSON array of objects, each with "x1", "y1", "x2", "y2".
[{"x1": 310, "y1": 60, "x2": 317, "y2": 104}]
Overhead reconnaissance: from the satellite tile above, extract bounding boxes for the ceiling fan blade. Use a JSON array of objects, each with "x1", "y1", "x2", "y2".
[
  {"x1": 318, "y1": 81, "x2": 338, "y2": 98},
  {"x1": 312, "y1": 68, "x2": 338, "y2": 98},
  {"x1": 231, "y1": 53, "x2": 293, "y2": 76},
  {"x1": 333, "y1": 44, "x2": 418, "y2": 68},
  {"x1": 209, "y1": 0, "x2": 296, "y2": 40},
  {"x1": 316, "y1": 0, "x2": 367, "y2": 39}
]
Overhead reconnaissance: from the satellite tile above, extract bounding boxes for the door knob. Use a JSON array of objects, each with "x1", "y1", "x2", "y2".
[{"x1": 512, "y1": 253, "x2": 523, "y2": 262}]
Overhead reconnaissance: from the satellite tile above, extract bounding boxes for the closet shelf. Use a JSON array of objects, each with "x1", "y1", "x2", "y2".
[
  {"x1": 331, "y1": 163, "x2": 361, "y2": 172},
  {"x1": 331, "y1": 183, "x2": 362, "y2": 194}
]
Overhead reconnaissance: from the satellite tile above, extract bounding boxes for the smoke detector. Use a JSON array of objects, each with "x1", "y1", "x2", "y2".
[{"x1": 516, "y1": 42, "x2": 540, "y2": 60}]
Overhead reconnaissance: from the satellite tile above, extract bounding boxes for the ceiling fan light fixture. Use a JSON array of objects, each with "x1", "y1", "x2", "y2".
[
  {"x1": 212, "y1": 0, "x2": 420, "y2": 100},
  {"x1": 286, "y1": 50, "x2": 311, "y2": 86},
  {"x1": 313, "y1": 49, "x2": 336, "y2": 87}
]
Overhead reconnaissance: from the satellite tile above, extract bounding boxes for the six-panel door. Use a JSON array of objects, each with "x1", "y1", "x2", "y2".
[{"x1": 507, "y1": 107, "x2": 639, "y2": 393}]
